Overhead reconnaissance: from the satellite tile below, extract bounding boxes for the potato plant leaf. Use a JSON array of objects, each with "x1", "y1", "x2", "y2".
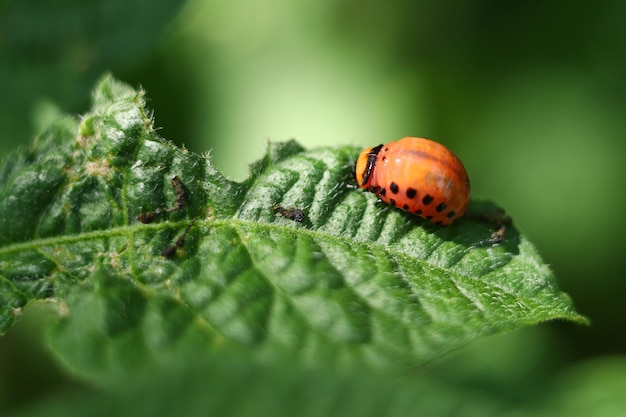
[{"x1": 0, "y1": 75, "x2": 587, "y2": 379}]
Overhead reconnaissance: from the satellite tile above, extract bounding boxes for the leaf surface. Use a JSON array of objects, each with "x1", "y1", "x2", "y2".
[{"x1": 0, "y1": 75, "x2": 586, "y2": 378}]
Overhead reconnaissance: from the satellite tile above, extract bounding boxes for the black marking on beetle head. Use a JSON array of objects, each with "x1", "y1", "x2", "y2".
[{"x1": 360, "y1": 144, "x2": 383, "y2": 186}]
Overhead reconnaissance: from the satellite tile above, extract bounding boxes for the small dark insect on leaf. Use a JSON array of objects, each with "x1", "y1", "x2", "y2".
[
  {"x1": 138, "y1": 176, "x2": 187, "y2": 224},
  {"x1": 161, "y1": 218, "x2": 197, "y2": 258},
  {"x1": 468, "y1": 209, "x2": 513, "y2": 246},
  {"x1": 137, "y1": 211, "x2": 159, "y2": 224},
  {"x1": 170, "y1": 176, "x2": 186, "y2": 212},
  {"x1": 160, "y1": 245, "x2": 178, "y2": 258},
  {"x1": 273, "y1": 204, "x2": 306, "y2": 223},
  {"x1": 487, "y1": 214, "x2": 512, "y2": 244}
]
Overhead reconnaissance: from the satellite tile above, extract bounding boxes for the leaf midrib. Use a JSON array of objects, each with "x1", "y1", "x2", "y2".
[{"x1": 0, "y1": 217, "x2": 483, "y2": 282}]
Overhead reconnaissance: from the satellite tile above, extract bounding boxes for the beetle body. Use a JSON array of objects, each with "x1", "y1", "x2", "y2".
[{"x1": 355, "y1": 137, "x2": 470, "y2": 225}]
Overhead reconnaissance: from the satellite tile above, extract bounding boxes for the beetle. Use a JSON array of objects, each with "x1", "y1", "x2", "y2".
[{"x1": 355, "y1": 137, "x2": 470, "y2": 225}]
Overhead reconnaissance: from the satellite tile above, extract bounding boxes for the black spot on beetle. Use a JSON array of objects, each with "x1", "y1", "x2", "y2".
[
  {"x1": 390, "y1": 182, "x2": 399, "y2": 194},
  {"x1": 425, "y1": 215, "x2": 434, "y2": 220},
  {"x1": 415, "y1": 209, "x2": 422, "y2": 215},
  {"x1": 446, "y1": 211, "x2": 456, "y2": 218},
  {"x1": 406, "y1": 188, "x2": 417, "y2": 199},
  {"x1": 422, "y1": 195, "x2": 434, "y2": 205},
  {"x1": 389, "y1": 198, "x2": 397, "y2": 207},
  {"x1": 403, "y1": 204, "x2": 409, "y2": 210},
  {"x1": 379, "y1": 188, "x2": 387, "y2": 196},
  {"x1": 436, "y1": 203, "x2": 447, "y2": 212}
]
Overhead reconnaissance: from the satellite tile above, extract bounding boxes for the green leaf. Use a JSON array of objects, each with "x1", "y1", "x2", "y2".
[
  {"x1": 9, "y1": 353, "x2": 626, "y2": 417},
  {"x1": 0, "y1": 75, "x2": 586, "y2": 379},
  {"x1": 6, "y1": 353, "x2": 512, "y2": 417}
]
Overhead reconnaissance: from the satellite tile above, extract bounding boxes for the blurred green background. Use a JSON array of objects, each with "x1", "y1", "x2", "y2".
[{"x1": 1, "y1": 0, "x2": 625, "y2": 412}]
